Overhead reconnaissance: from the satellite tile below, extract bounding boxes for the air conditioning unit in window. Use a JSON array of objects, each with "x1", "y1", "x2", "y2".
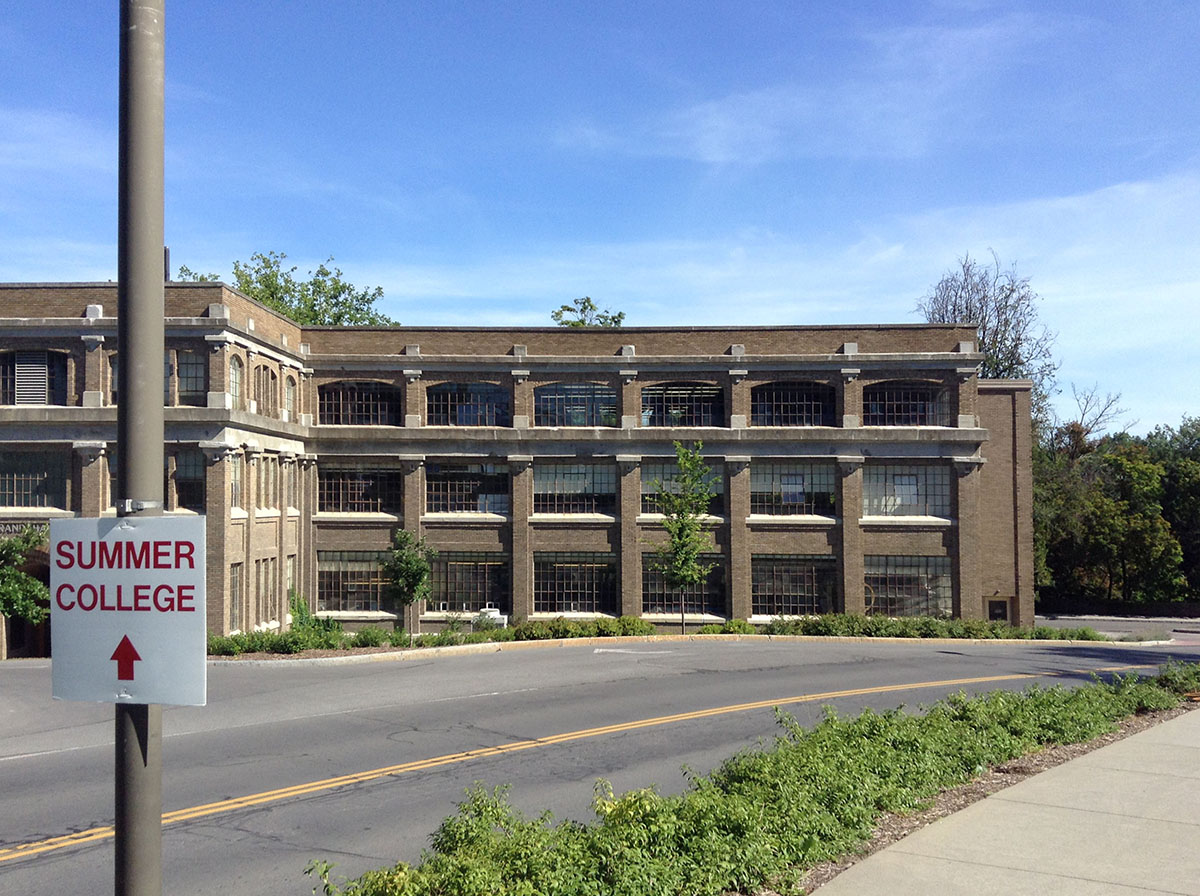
[{"x1": 478, "y1": 607, "x2": 508, "y2": 628}]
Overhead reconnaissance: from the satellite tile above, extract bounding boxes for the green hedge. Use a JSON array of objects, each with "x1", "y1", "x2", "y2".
[{"x1": 308, "y1": 662, "x2": 1200, "y2": 896}]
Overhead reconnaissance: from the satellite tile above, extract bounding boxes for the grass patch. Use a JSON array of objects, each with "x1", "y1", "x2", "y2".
[
  {"x1": 759, "y1": 614, "x2": 1105, "y2": 641},
  {"x1": 307, "y1": 662, "x2": 1199, "y2": 896}
]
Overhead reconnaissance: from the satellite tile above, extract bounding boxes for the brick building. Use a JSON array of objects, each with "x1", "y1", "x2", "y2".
[{"x1": 0, "y1": 282, "x2": 1034, "y2": 652}]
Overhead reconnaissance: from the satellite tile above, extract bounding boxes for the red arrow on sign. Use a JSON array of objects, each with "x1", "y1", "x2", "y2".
[{"x1": 110, "y1": 635, "x2": 142, "y2": 681}]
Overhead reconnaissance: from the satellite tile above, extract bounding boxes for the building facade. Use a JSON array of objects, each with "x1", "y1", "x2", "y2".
[{"x1": 0, "y1": 282, "x2": 1034, "y2": 652}]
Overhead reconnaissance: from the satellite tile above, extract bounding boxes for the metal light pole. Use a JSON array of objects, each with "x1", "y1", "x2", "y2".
[{"x1": 116, "y1": 1, "x2": 166, "y2": 894}]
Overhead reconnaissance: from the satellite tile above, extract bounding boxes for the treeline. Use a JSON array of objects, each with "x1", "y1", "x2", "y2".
[{"x1": 1036, "y1": 415, "x2": 1199, "y2": 604}]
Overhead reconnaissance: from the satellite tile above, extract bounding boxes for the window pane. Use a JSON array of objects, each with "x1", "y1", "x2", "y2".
[
  {"x1": 425, "y1": 463, "x2": 510, "y2": 513},
  {"x1": 317, "y1": 551, "x2": 389, "y2": 612},
  {"x1": 318, "y1": 468, "x2": 404, "y2": 513},
  {"x1": 640, "y1": 460, "x2": 723, "y2": 514},
  {"x1": 532, "y1": 463, "x2": 617, "y2": 514},
  {"x1": 0, "y1": 451, "x2": 68, "y2": 507},
  {"x1": 865, "y1": 556, "x2": 952, "y2": 617},
  {"x1": 750, "y1": 382, "x2": 835, "y2": 426},
  {"x1": 533, "y1": 552, "x2": 618, "y2": 614},
  {"x1": 862, "y1": 465, "x2": 951, "y2": 517},
  {"x1": 426, "y1": 382, "x2": 512, "y2": 427},
  {"x1": 751, "y1": 555, "x2": 836, "y2": 616},
  {"x1": 749, "y1": 462, "x2": 836, "y2": 515},
  {"x1": 640, "y1": 382, "x2": 725, "y2": 427},
  {"x1": 429, "y1": 553, "x2": 511, "y2": 614},
  {"x1": 318, "y1": 381, "x2": 402, "y2": 425},
  {"x1": 533, "y1": 383, "x2": 618, "y2": 427},
  {"x1": 863, "y1": 382, "x2": 951, "y2": 426},
  {"x1": 642, "y1": 554, "x2": 725, "y2": 615}
]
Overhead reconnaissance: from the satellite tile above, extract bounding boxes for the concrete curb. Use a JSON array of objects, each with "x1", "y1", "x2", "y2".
[{"x1": 204, "y1": 632, "x2": 1178, "y2": 667}]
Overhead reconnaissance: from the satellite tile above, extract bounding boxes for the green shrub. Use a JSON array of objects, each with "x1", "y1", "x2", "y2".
[
  {"x1": 487, "y1": 627, "x2": 515, "y2": 643},
  {"x1": 593, "y1": 616, "x2": 621, "y2": 637},
  {"x1": 617, "y1": 615, "x2": 656, "y2": 636},
  {"x1": 354, "y1": 626, "x2": 388, "y2": 648},
  {"x1": 720, "y1": 618, "x2": 757, "y2": 634},
  {"x1": 207, "y1": 632, "x2": 238, "y2": 655},
  {"x1": 322, "y1": 664, "x2": 1197, "y2": 896},
  {"x1": 511, "y1": 620, "x2": 552, "y2": 641},
  {"x1": 696, "y1": 623, "x2": 725, "y2": 634},
  {"x1": 462, "y1": 631, "x2": 492, "y2": 644},
  {"x1": 388, "y1": 629, "x2": 412, "y2": 648}
]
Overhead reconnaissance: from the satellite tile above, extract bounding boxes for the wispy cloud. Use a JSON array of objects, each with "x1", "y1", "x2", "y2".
[
  {"x1": 0, "y1": 107, "x2": 114, "y2": 177},
  {"x1": 557, "y1": 12, "x2": 1060, "y2": 165}
]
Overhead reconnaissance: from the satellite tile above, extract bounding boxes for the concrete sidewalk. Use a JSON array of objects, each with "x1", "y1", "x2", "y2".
[{"x1": 815, "y1": 708, "x2": 1200, "y2": 895}]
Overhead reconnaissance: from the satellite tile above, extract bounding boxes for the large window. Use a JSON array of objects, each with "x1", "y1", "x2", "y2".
[
  {"x1": 534, "y1": 383, "x2": 618, "y2": 427},
  {"x1": 229, "y1": 563, "x2": 244, "y2": 632},
  {"x1": 284, "y1": 376, "x2": 297, "y2": 419},
  {"x1": 0, "y1": 450, "x2": 68, "y2": 507},
  {"x1": 254, "y1": 365, "x2": 279, "y2": 417},
  {"x1": 229, "y1": 356, "x2": 244, "y2": 410},
  {"x1": 425, "y1": 463, "x2": 509, "y2": 513},
  {"x1": 865, "y1": 556, "x2": 952, "y2": 617},
  {"x1": 863, "y1": 464, "x2": 951, "y2": 517},
  {"x1": 0, "y1": 351, "x2": 68, "y2": 405},
  {"x1": 317, "y1": 551, "x2": 388, "y2": 612},
  {"x1": 230, "y1": 453, "x2": 244, "y2": 509},
  {"x1": 318, "y1": 468, "x2": 404, "y2": 513},
  {"x1": 750, "y1": 462, "x2": 836, "y2": 515},
  {"x1": 175, "y1": 351, "x2": 207, "y2": 406},
  {"x1": 429, "y1": 553, "x2": 511, "y2": 614},
  {"x1": 863, "y1": 381, "x2": 951, "y2": 426},
  {"x1": 640, "y1": 460, "x2": 724, "y2": 515},
  {"x1": 533, "y1": 463, "x2": 617, "y2": 514},
  {"x1": 169, "y1": 449, "x2": 206, "y2": 512},
  {"x1": 640, "y1": 382, "x2": 725, "y2": 427},
  {"x1": 318, "y1": 381, "x2": 402, "y2": 425},
  {"x1": 642, "y1": 554, "x2": 725, "y2": 615},
  {"x1": 750, "y1": 382, "x2": 835, "y2": 426},
  {"x1": 751, "y1": 555, "x2": 836, "y2": 617},
  {"x1": 534, "y1": 552, "x2": 618, "y2": 615},
  {"x1": 426, "y1": 382, "x2": 512, "y2": 427}
]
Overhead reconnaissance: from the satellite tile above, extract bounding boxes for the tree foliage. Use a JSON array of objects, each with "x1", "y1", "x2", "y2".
[
  {"x1": 175, "y1": 265, "x2": 220, "y2": 282},
  {"x1": 0, "y1": 526, "x2": 50, "y2": 624},
  {"x1": 919, "y1": 251, "x2": 1058, "y2": 422},
  {"x1": 650, "y1": 442, "x2": 716, "y2": 596},
  {"x1": 231, "y1": 251, "x2": 396, "y2": 326},
  {"x1": 381, "y1": 529, "x2": 437, "y2": 607},
  {"x1": 1036, "y1": 416, "x2": 1192, "y2": 603},
  {"x1": 551, "y1": 296, "x2": 625, "y2": 328}
]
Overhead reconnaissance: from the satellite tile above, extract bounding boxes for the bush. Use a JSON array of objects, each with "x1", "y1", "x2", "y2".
[
  {"x1": 388, "y1": 629, "x2": 412, "y2": 648},
  {"x1": 617, "y1": 615, "x2": 656, "y2": 636},
  {"x1": 207, "y1": 632, "x2": 238, "y2": 656},
  {"x1": 354, "y1": 626, "x2": 389, "y2": 648},
  {"x1": 511, "y1": 620, "x2": 553, "y2": 641},
  {"x1": 320, "y1": 664, "x2": 1198, "y2": 896}
]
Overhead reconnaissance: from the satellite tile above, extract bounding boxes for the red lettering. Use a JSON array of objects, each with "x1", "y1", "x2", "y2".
[
  {"x1": 100, "y1": 584, "x2": 115, "y2": 611},
  {"x1": 175, "y1": 541, "x2": 195, "y2": 569},
  {"x1": 134, "y1": 584, "x2": 150, "y2": 612},
  {"x1": 125, "y1": 542, "x2": 150, "y2": 569},
  {"x1": 176, "y1": 584, "x2": 195, "y2": 612},
  {"x1": 56, "y1": 584, "x2": 76, "y2": 610},
  {"x1": 78, "y1": 584, "x2": 99, "y2": 612},
  {"x1": 99, "y1": 541, "x2": 123, "y2": 569},
  {"x1": 153, "y1": 541, "x2": 169, "y2": 569},
  {"x1": 153, "y1": 584, "x2": 174, "y2": 612},
  {"x1": 55, "y1": 541, "x2": 74, "y2": 569}
]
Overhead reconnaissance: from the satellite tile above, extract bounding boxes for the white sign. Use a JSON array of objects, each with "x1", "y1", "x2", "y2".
[{"x1": 50, "y1": 516, "x2": 207, "y2": 706}]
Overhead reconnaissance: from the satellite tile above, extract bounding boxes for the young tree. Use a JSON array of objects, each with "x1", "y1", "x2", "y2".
[
  {"x1": 232, "y1": 251, "x2": 396, "y2": 326},
  {"x1": 381, "y1": 529, "x2": 437, "y2": 608},
  {"x1": 918, "y1": 251, "x2": 1058, "y2": 424},
  {"x1": 650, "y1": 441, "x2": 717, "y2": 633},
  {"x1": 175, "y1": 265, "x2": 220, "y2": 282},
  {"x1": 0, "y1": 525, "x2": 50, "y2": 625},
  {"x1": 551, "y1": 296, "x2": 625, "y2": 328}
]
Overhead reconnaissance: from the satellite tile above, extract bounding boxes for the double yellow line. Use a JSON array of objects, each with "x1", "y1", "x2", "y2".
[{"x1": 0, "y1": 664, "x2": 1144, "y2": 865}]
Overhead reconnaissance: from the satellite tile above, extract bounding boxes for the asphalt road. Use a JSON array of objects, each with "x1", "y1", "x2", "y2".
[{"x1": 3, "y1": 636, "x2": 1199, "y2": 895}]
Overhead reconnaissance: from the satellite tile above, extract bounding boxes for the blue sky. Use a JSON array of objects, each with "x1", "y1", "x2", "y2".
[{"x1": 2, "y1": 2, "x2": 1197, "y2": 434}]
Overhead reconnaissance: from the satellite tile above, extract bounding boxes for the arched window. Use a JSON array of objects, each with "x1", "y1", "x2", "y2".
[
  {"x1": 862, "y1": 381, "x2": 951, "y2": 426},
  {"x1": 750, "y1": 381, "x2": 835, "y2": 426},
  {"x1": 533, "y1": 382, "x2": 618, "y2": 427},
  {"x1": 426, "y1": 382, "x2": 511, "y2": 426},
  {"x1": 284, "y1": 376, "x2": 297, "y2": 420},
  {"x1": 254, "y1": 365, "x2": 279, "y2": 417},
  {"x1": 229, "y1": 356, "x2": 244, "y2": 410},
  {"x1": 640, "y1": 382, "x2": 725, "y2": 427},
  {"x1": 318, "y1": 381, "x2": 402, "y2": 425}
]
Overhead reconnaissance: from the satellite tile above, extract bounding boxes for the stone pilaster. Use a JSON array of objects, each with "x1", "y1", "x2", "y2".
[
  {"x1": 726, "y1": 457, "x2": 751, "y2": 619},
  {"x1": 954, "y1": 459, "x2": 983, "y2": 619},
  {"x1": 838, "y1": 457, "x2": 865, "y2": 614},
  {"x1": 617, "y1": 456, "x2": 643, "y2": 616},
  {"x1": 509, "y1": 456, "x2": 533, "y2": 620}
]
